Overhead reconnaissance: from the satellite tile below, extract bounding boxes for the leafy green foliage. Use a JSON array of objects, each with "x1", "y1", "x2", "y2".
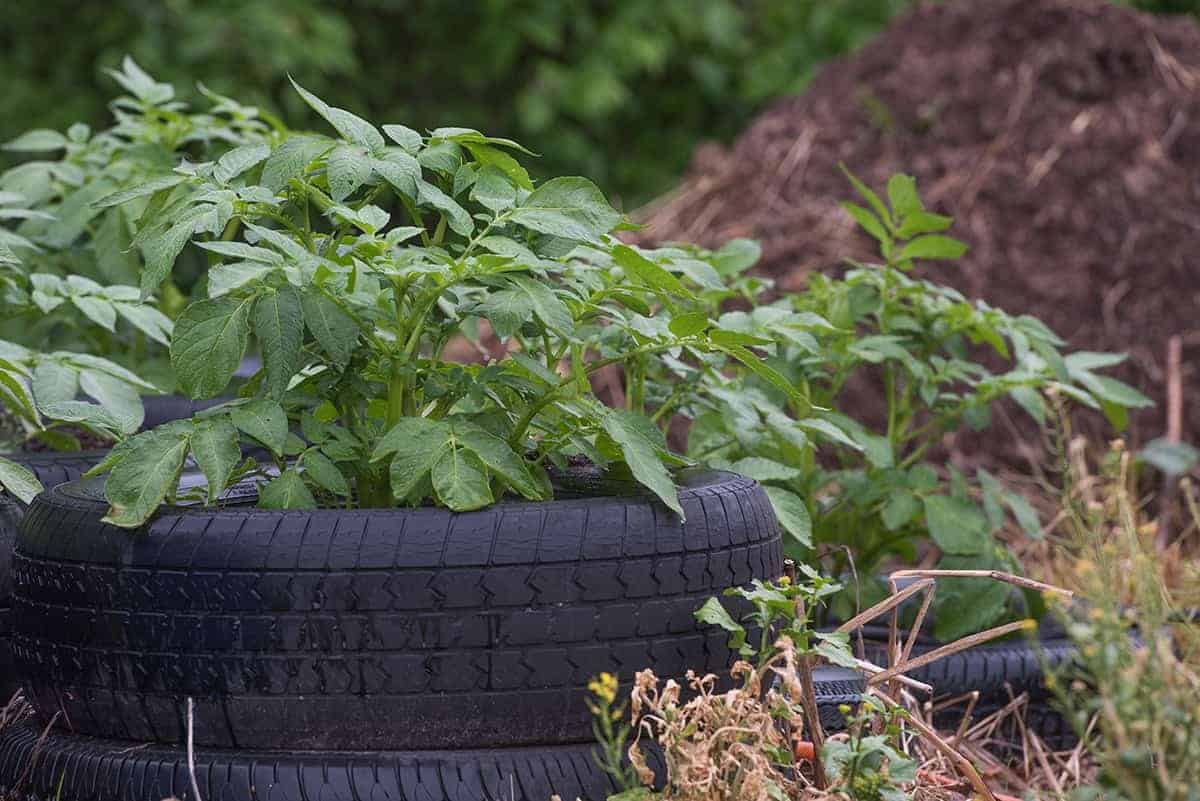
[
  {"x1": 0, "y1": 456, "x2": 42, "y2": 504},
  {"x1": 0, "y1": 339, "x2": 158, "y2": 447},
  {"x1": 0, "y1": 1, "x2": 912, "y2": 205},
  {"x1": 823, "y1": 695, "x2": 916, "y2": 801},
  {"x1": 102, "y1": 424, "x2": 193, "y2": 526},
  {"x1": 666, "y1": 171, "x2": 1151, "y2": 636},
  {"x1": 1051, "y1": 447, "x2": 1200, "y2": 801},
  {"x1": 0, "y1": 58, "x2": 273, "y2": 396},
  {"x1": 89, "y1": 82, "x2": 759, "y2": 526},
  {"x1": 696, "y1": 569, "x2": 855, "y2": 669}
]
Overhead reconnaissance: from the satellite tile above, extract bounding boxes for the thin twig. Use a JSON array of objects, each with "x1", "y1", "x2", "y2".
[
  {"x1": 888, "y1": 569, "x2": 1073, "y2": 598},
  {"x1": 963, "y1": 692, "x2": 1030, "y2": 741},
  {"x1": 871, "y1": 688, "x2": 998, "y2": 801},
  {"x1": 834, "y1": 578, "x2": 935, "y2": 634},
  {"x1": 187, "y1": 697, "x2": 203, "y2": 801},
  {"x1": 794, "y1": 598, "x2": 827, "y2": 789},
  {"x1": 14, "y1": 710, "x2": 59, "y2": 793},
  {"x1": 852, "y1": 657, "x2": 934, "y2": 694},
  {"x1": 947, "y1": 691, "x2": 981, "y2": 748},
  {"x1": 868, "y1": 619, "x2": 1034, "y2": 686},
  {"x1": 1030, "y1": 730, "x2": 1065, "y2": 797},
  {"x1": 1157, "y1": 334, "x2": 1183, "y2": 551},
  {"x1": 901, "y1": 579, "x2": 937, "y2": 666}
]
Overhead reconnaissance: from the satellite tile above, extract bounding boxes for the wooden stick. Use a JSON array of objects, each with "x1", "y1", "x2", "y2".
[
  {"x1": 188, "y1": 697, "x2": 204, "y2": 801},
  {"x1": 1030, "y1": 730, "x2": 1066, "y2": 797},
  {"x1": 834, "y1": 578, "x2": 935, "y2": 634},
  {"x1": 963, "y1": 692, "x2": 1030, "y2": 741},
  {"x1": 868, "y1": 620, "x2": 1035, "y2": 686},
  {"x1": 1167, "y1": 334, "x2": 1183, "y2": 443},
  {"x1": 1158, "y1": 334, "x2": 1183, "y2": 551},
  {"x1": 794, "y1": 598, "x2": 827, "y2": 790},
  {"x1": 949, "y1": 691, "x2": 981, "y2": 747},
  {"x1": 851, "y1": 657, "x2": 934, "y2": 694},
  {"x1": 888, "y1": 569, "x2": 1073, "y2": 598},
  {"x1": 900, "y1": 577, "x2": 936, "y2": 666}
]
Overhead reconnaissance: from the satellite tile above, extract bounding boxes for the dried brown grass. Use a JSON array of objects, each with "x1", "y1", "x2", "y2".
[{"x1": 622, "y1": 569, "x2": 1085, "y2": 801}]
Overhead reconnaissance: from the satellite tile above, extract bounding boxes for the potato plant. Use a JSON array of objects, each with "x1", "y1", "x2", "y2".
[
  {"x1": 0, "y1": 60, "x2": 277, "y2": 455},
  {"x1": 1, "y1": 58, "x2": 274, "y2": 389},
  {"x1": 644, "y1": 172, "x2": 1151, "y2": 637},
  {"x1": 87, "y1": 81, "x2": 800, "y2": 527},
  {"x1": 0, "y1": 343, "x2": 154, "y2": 500},
  {"x1": 3, "y1": 69, "x2": 1153, "y2": 640}
]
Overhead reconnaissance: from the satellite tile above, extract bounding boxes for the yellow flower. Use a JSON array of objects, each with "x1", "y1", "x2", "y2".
[{"x1": 588, "y1": 672, "x2": 618, "y2": 704}]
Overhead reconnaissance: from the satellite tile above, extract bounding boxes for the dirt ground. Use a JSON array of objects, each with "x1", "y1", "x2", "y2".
[{"x1": 635, "y1": 0, "x2": 1200, "y2": 453}]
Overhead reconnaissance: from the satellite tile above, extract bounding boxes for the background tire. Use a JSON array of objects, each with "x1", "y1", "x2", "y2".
[
  {"x1": 12, "y1": 469, "x2": 811, "y2": 750},
  {"x1": 861, "y1": 631, "x2": 1076, "y2": 746},
  {"x1": 139, "y1": 394, "x2": 224, "y2": 430}
]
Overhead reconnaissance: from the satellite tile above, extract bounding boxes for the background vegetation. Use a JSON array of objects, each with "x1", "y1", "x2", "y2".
[
  {"x1": 5, "y1": 1, "x2": 1195, "y2": 206},
  {"x1": 1, "y1": 0, "x2": 912, "y2": 206}
]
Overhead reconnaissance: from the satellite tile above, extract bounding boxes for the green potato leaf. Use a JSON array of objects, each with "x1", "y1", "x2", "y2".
[
  {"x1": 922, "y1": 495, "x2": 990, "y2": 555},
  {"x1": 191, "y1": 416, "x2": 241, "y2": 503},
  {"x1": 601, "y1": 408, "x2": 682, "y2": 518},
  {"x1": 102, "y1": 428, "x2": 192, "y2": 527},
  {"x1": 0, "y1": 457, "x2": 43, "y2": 504},
  {"x1": 230, "y1": 398, "x2": 288, "y2": 457},
  {"x1": 170, "y1": 296, "x2": 253, "y2": 399},
  {"x1": 259, "y1": 469, "x2": 318, "y2": 510},
  {"x1": 253, "y1": 284, "x2": 304, "y2": 399}
]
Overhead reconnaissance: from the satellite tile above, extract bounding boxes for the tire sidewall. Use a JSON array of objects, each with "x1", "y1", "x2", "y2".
[{"x1": 13, "y1": 470, "x2": 785, "y2": 750}]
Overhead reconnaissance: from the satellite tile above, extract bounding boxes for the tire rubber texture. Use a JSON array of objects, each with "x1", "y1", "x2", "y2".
[
  {"x1": 0, "y1": 450, "x2": 110, "y2": 704},
  {"x1": 0, "y1": 672, "x2": 862, "y2": 801},
  {"x1": 11, "y1": 469, "x2": 854, "y2": 752},
  {"x1": 2, "y1": 393, "x2": 218, "y2": 595},
  {"x1": 139, "y1": 394, "x2": 224, "y2": 431},
  {"x1": 0, "y1": 395, "x2": 222, "y2": 703},
  {"x1": 0, "y1": 724, "x2": 621, "y2": 801}
]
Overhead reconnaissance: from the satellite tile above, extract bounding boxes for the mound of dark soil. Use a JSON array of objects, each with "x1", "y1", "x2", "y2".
[{"x1": 636, "y1": 0, "x2": 1200, "y2": 449}]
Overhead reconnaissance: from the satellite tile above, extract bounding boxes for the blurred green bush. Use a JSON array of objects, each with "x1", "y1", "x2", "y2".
[
  {"x1": 1123, "y1": 0, "x2": 1200, "y2": 12},
  {"x1": 0, "y1": 0, "x2": 909, "y2": 206}
]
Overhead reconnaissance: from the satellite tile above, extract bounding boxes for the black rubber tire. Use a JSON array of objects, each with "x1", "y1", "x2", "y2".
[
  {"x1": 0, "y1": 394, "x2": 224, "y2": 703},
  {"x1": 0, "y1": 450, "x2": 112, "y2": 599},
  {"x1": 0, "y1": 669, "x2": 863, "y2": 801},
  {"x1": 12, "y1": 469, "x2": 815, "y2": 751},
  {"x1": 0, "y1": 724, "x2": 622, "y2": 801},
  {"x1": 0, "y1": 451, "x2": 110, "y2": 704},
  {"x1": 139, "y1": 394, "x2": 224, "y2": 431},
  {"x1": 0, "y1": 450, "x2": 109, "y2": 502},
  {"x1": 863, "y1": 634, "x2": 1076, "y2": 699},
  {"x1": 1, "y1": 396, "x2": 225, "y2": 593}
]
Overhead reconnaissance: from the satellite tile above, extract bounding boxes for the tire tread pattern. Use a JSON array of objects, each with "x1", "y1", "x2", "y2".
[
  {"x1": 0, "y1": 725, "x2": 619, "y2": 801},
  {"x1": 13, "y1": 472, "x2": 801, "y2": 750},
  {"x1": 0, "y1": 450, "x2": 110, "y2": 704}
]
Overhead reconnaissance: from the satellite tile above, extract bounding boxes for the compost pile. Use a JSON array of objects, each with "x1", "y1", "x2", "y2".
[{"x1": 636, "y1": 0, "x2": 1200, "y2": 447}]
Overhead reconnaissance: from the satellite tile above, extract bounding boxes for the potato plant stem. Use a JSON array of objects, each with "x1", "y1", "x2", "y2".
[{"x1": 506, "y1": 341, "x2": 687, "y2": 449}]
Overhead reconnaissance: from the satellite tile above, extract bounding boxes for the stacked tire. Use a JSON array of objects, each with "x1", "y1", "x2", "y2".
[
  {"x1": 0, "y1": 393, "x2": 227, "y2": 703},
  {"x1": 0, "y1": 469, "x2": 864, "y2": 801},
  {"x1": 0, "y1": 451, "x2": 109, "y2": 701}
]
